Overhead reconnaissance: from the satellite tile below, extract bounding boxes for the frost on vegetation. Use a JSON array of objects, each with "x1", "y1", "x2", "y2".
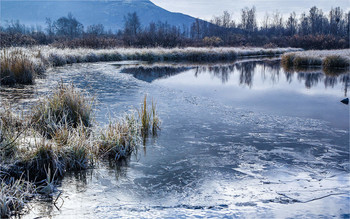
[
  {"x1": 282, "y1": 49, "x2": 350, "y2": 69},
  {"x1": 0, "y1": 178, "x2": 36, "y2": 218},
  {"x1": 0, "y1": 83, "x2": 161, "y2": 217},
  {"x1": 0, "y1": 46, "x2": 301, "y2": 85}
]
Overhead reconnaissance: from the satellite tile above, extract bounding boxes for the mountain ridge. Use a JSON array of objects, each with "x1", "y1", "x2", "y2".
[{"x1": 0, "y1": 0, "x2": 197, "y2": 31}]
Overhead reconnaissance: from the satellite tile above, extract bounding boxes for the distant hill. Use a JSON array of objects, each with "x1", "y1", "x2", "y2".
[{"x1": 0, "y1": 0, "x2": 197, "y2": 31}]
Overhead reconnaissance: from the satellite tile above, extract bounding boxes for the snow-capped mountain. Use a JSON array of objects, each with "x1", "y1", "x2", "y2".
[{"x1": 0, "y1": 0, "x2": 197, "y2": 31}]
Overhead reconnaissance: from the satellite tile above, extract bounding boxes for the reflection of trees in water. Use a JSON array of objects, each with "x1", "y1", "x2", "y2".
[
  {"x1": 259, "y1": 60, "x2": 282, "y2": 85},
  {"x1": 297, "y1": 72, "x2": 324, "y2": 89},
  {"x1": 285, "y1": 72, "x2": 294, "y2": 83},
  {"x1": 121, "y1": 66, "x2": 191, "y2": 83},
  {"x1": 339, "y1": 73, "x2": 350, "y2": 97},
  {"x1": 235, "y1": 62, "x2": 256, "y2": 88},
  {"x1": 195, "y1": 61, "x2": 349, "y2": 95},
  {"x1": 324, "y1": 76, "x2": 337, "y2": 89},
  {"x1": 198, "y1": 60, "x2": 280, "y2": 87},
  {"x1": 195, "y1": 65, "x2": 234, "y2": 84},
  {"x1": 296, "y1": 71, "x2": 350, "y2": 96}
]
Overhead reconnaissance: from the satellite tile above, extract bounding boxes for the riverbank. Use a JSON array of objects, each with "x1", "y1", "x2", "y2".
[
  {"x1": 0, "y1": 46, "x2": 301, "y2": 85},
  {"x1": 281, "y1": 49, "x2": 350, "y2": 69},
  {"x1": 0, "y1": 83, "x2": 160, "y2": 217}
]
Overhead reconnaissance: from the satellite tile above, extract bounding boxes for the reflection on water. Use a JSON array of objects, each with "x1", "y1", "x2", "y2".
[
  {"x1": 121, "y1": 66, "x2": 191, "y2": 83},
  {"x1": 120, "y1": 59, "x2": 350, "y2": 96},
  {"x1": 0, "y1": 60, "x2": 348, "y2": 218},
  {"x1": 0, "y1": 84, "x2": 36, "y2": 106}
]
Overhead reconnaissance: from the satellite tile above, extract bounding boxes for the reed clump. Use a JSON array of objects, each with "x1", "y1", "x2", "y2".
[
  {"x1": 19, "y1": 125, "x2": 92, "y2": 181},
  {"x1": 293, "y1": 56, "x2": 322, "y2": 66},
  {"x1": 0, "y1": 178, "x2": 36, "y2": 218},
  {"x1": 281, "y1": 53, "x2": 295, "y2": 67},
  {"x1": 323, "y1": 55, "x2": 350, "y2": 68},
  {"x1": 0, "y1": 106, "x2": 23, "y2": 159},
  {"x1": 282, "y1": 50, "x2": 350, "y2": 70},
  {"x1": 138, "y1": 95, "x2": 161, "y2": 138},
  {"x1": 0, "y1": 83, "x2": 161, "y2": 217},
  {"x1": 31, "y1": 83, "x2": 93, "y2": 138},
  {"x1": 97, "y1": 114, "x2": 140, "y2": 160},
  {"x1": 0, "y1": 49, "x2": 45, "y2": 85}
]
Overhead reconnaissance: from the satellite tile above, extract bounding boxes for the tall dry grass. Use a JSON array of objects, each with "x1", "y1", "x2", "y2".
[
  {"x1": 30, "y1": 83, "x2": 93, "y2": 138},
  {"x1": 0, "y1": 49, "x2": 45, "y2": 85},
  {"x1": 138, "y1": 95, "x2": 161, "y2": 138},
  {"x1": 0, "y1": 82, "x2": 161, "y2": 216},
  {"x1": 97, "y1": 114, "x2": 140, "y2": 160},
  {"x1": 1, "y1": 46, "x2": 301, "y2": 85},
  {"x1": 281, "y1": 49, "x2": 350, "y2": 69}
]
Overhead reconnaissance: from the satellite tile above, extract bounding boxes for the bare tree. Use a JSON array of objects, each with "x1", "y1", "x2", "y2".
[
  {"x1": 329, "y1": 7, "x2": 343, "y2": 35},
  {"x1": 299, "y1": 12, "x2": 309, "y2": 35},
  {"x1": 123, "y1": 12, "x2": 141, "y2": 36},
  {"x1": 45, "y1": 18, "x2": 53, "y2": 36},
  {"x1": 86, "y1": 24, "x2": 105, "y2": 36},
  {"x1": 241, "y1": 7, "x2": 257, "y2": 33},
  {"x1": 286, "y1": 12, "x2": 297, "y2": 35}
]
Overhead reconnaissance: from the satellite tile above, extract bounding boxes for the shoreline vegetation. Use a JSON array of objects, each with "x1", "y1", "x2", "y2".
[
  {"x1": 1, "y1": 6, "x2": 348, "y2": 50},
  {"x1": 0, "y1": 83, "x2": 160, "y2": 217},
  {"x1": 281, "y1": 49, "x2": 350, "y2": 70},
  {"x1": 0, "y1": 46, "x2": 301, "y2": 85}
]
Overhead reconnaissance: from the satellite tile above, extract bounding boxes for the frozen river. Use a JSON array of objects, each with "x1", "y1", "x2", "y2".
[{"x1": 1, "y1": 59, "x2": 348, "y2": 218}]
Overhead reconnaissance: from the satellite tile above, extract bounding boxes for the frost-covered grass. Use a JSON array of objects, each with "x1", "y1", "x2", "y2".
[
  {"x1": 0, "y1": 49, "x2": 45, "y2": 85},
  {"x1": 0, "y1": 46, "x2": 301, "y2": 85},
  {"x1": 281, "y1": 49, "x2": 350, "y2": 69},
  {"x1": 30, "y1": 83, "x2": 93, "y2": 138},
  {"x1": 0, "y1": 178, "x2": 36, "y2": 218},
  {"x1": 0, "y1": 82, "x2": 160, "y2": 217}
]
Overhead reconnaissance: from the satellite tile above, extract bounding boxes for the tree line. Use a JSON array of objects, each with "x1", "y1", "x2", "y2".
[{"x1": 0, "y1": 6, "x2": 349, "y2": 49}]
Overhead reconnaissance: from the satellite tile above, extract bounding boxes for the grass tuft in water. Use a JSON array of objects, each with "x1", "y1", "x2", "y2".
[
  {"x1": 138, "y1": 95, "x2": 161, "y2": 138},
  {"x1": 281, "y1": 53, "x2": 295, "y2": 67},
  {"x1": 139, "y1": 95, "x2": 151, "y2": 137},
  {"x1": 31, "y1": 82, "x2": 93, "y2": 138},
  {"x1": 0, "y1": 105, "x2": 23, "y2": 159},
  {"x1": 151, "y1": 99, "x2": 161, "y2": 136},
  {"x1": 97, "y1": 114, "x2": 140, "y2": 160},
  {"x1": 0, "y1": 83, "x2": 162, "y2": 216},
  {"x1": 0, "y1": 178, "x2": 36, "y2": 218}
]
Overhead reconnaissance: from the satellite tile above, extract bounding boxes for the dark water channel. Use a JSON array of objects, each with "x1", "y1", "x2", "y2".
[{"x1": 1, "y1": 59, "x2": 349, "y2": 218}]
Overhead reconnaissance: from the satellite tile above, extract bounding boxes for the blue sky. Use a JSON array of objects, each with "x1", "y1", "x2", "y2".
[{"x1": 151, "y1": 0, "x2": 350, "y2": 22}]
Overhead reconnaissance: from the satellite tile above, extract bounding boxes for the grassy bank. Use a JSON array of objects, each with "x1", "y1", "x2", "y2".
[
  {"x1": 0, "y1": 46, "x2": 301, "y2": 85},
  {"x1": 281, "y1": 49, "x2": 350, "y2": 70},
  {"x1": 0, "y1": 83, "x2": 160, "y2": 217}
]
